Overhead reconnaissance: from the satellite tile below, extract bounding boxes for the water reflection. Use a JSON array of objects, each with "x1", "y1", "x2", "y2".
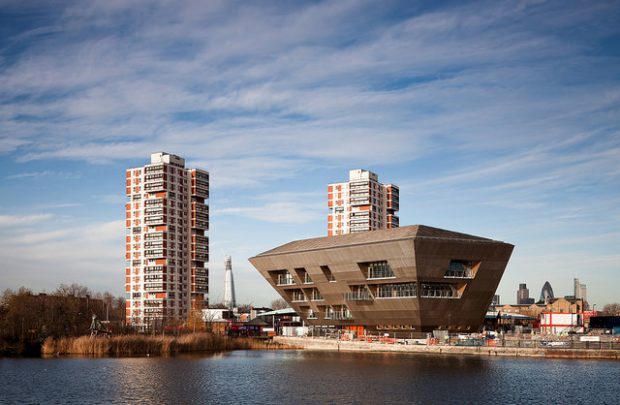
[{"x1": 1, "y1": 351, "x2": 618, "y2": 404}]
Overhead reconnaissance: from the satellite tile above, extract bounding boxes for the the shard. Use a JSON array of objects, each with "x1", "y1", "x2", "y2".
[{"x1": 223, "y1": 255, "x2": 236, "y2": 309}]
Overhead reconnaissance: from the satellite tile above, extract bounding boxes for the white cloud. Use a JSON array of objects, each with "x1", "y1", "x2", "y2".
[
  {"x1": 0, "y1": 1, "x2": 619, "y2": 305},
  {"x1": 216, "y1": 201, "x2": 323, "y2": 224},
  {"x1": 0, "y1": 219, "x2": 125, "y2": 294},
  {"x1": 2, "y1": 0, "x2": 616, "y2": 171}
]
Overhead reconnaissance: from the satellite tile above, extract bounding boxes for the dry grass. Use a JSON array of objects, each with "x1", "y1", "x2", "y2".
[{"x1": 41, "y1": 333, "x2": 290, "y2": 357}]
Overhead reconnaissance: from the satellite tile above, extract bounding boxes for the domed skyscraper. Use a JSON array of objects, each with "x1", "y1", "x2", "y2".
[{"x1": 539, "y1": 281, "x2": 554, "y2": 304}]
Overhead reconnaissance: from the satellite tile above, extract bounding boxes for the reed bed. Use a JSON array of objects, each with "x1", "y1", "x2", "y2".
[{"x1": 41, "y1": 333, "x2": 291, "y2": 357}]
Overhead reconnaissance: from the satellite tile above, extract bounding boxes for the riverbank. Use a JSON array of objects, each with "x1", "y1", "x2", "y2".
[
  {"x1": 42, "y1": 334, "x2": 290, "y2": 356},
  {"x1": 275, "y1": 336, "x2": 620, "y2": 360}
]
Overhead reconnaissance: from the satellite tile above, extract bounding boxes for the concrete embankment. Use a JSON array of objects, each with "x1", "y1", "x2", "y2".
[{"x1": 275, "y1": 337, "x2": 620, "y2": 360}]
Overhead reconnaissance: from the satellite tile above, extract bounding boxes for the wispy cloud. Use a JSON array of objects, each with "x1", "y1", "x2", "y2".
[
  {"x1": 0, "y1": 214, "x2": 53, "y2": 226},
  {"x1": 4, "y1": 170, "x2": 81, "y2": 180},
  {"x1": 0, "y1": 218, "x2": 124, "y2": 293},
  {"x1": 1, "y1": 0, "x2": 617, "y2": 174},
  {"x1": 214, "y1": 191, "x2": 324, "y2": 224},
  {"x1": 92, "y1": 193, "x2": 126, "y2": 205},
  {"x1": 0, "y1": 1, "x2": 618, "y2": 305}
]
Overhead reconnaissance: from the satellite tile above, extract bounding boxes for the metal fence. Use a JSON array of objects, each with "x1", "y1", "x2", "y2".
[{"x1": 306, "y1": 329, "x2": 620, "y2": 350}]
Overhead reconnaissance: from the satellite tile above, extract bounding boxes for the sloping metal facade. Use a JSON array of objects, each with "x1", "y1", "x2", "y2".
[{"x1": 250, "y1": 225, "x2": 514, "y2": 332}]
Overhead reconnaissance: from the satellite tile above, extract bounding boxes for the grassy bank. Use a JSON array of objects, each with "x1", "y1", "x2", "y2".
[{"x1": 42, "y1": 334, "x2": 289, "y2": 356}]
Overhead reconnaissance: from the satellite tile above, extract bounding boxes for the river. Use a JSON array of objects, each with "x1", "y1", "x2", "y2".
[{"x1": 1, "y1": 350, "x2": 618, "y2": 404}]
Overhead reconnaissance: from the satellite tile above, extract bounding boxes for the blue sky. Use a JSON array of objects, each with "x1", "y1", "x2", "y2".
[{"x1": 0, "y1": 0, "x2": 619, "y2": 307}]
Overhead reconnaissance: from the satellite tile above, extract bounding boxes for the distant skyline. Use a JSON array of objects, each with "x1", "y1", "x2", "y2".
[{"x1": 0, "y1": 1, "x2": 619, "y2": 307}]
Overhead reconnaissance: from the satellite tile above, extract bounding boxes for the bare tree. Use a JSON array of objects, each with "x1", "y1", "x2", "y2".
[
  {"x1": 53, "y1": 283, "x2": 92, "y2": 298},
  {"x1": 602, "y1": 303, "x2": 620, "y2": 316},
  {"x1": 270, "y1": 298, "x2": 288, "y2": 310}
]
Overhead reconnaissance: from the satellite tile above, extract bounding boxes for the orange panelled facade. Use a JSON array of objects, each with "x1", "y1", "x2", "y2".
[
  {"x1": 125, "y1": 153, "x2": 209, "y2": 330},
  {"x1": 327, "y1": 170, "x2": 399, "y2": 236}
]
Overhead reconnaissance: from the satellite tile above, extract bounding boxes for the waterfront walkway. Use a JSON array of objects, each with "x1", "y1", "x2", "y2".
[{"x1": 275, "y1": 336, "x2": 620, "y2": 360}]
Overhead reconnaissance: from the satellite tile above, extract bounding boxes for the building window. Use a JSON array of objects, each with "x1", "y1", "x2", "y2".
[
  {"x1": 420, "y1": 283, "x2": 459, "y2": 299},
  {"x1": 362, "y1": 261, "x2": 395, "y2": 279},
  {"x1": 269, "y1": 270, "x2": 295, "y2": 286},
  {"x1": 290, "y1": 289, "x2": 306, "y2": 302},
  {"x1": 376, "y1": 283, "x2": 417, "y2": 298},
  {"x1": 444, "y1": 260, "x2": 477, "y2": 279},
  {"x1": 321, "y1": 265, "x2": 336, "y2": 282},
  {"x1": 344, "y1": 285, "x2": 374, "y2": 301}
]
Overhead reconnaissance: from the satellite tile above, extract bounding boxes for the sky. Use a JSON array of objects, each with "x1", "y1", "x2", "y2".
[{"x1": 0, "y1": 0, "x2": 619, "y2": 308}]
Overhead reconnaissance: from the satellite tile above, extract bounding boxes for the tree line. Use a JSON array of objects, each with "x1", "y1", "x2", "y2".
[{"x1": 0, "y1": 283, "x2": 125, "y2": 356}]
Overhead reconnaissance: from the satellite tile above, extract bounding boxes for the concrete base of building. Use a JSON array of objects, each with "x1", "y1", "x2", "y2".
[{"x1": 274, "y1": 336, "x2": 620, "y2": 360}]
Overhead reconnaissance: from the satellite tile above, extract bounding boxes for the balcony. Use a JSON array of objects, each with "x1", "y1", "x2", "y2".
[
  {"x1": 276, "y1": 272, "x2": 295, "y2": 286},
  {"x1": 192, "y1": 219, "x2": 209, "y2": 230},
  {"x1": 144, "y1": 273, "x2": 164, "y2": 281},
  {"x1": 192, "y1": 203, "x2": 209, "y2": 214},
  {"x1": 365, "y1": 261, "x2": 395, "y2": 279},
  {"x1": 291, "y1": 291, "x2": 306, "y2": 302},
  {"x1": 143, "y1": 299, "x2": 164, "y2": 307},
  {"x1": 144, "y1": 232, "x2": 164, "y2": 241},
  {"x1": 349, "y1": 181, "x2": 369, "y2": 188},
  {"x1": 144, "y1": 215, "x2": 165, "y2": 226},
  {"x1": 420, "y1": 283, "x2": 460, "y2": 299},
  {"x1": 350, "y1": 198, "x2": 370, "y2": 206},
  {"x1": 145, "y1": 199, "x2": 165, "y2": 208},
  {"x1": 144, "y1": 249, "x2": 165, "y2": 259},
  {"x1": 144, "y1": 173, "x2": 165, "y2": 182},
  {"x1": 144, "y1": 241, "x2": 164, "y2": 249},
  {"x1": 193, "y1": 211, "x2": 209, "y2": 222},
  {"x1": 145, "y1": 164, "x2": 165, "y2": 174},
  {"x1": 192, "y1": 252, "x2": 209, "y2": 261},
  {"x1": 332, "y1": 312, "x2": 353, "y2": 320},
  {"x1": 144, "y1": 265, "x2": 165, "y2": 274},
  {"x1": 344, "y1": 287, "x2": 374, "y2": 302},
  {"x1": 193, "y1": 235, "x2": 208, "y2": 246},
  {"x1": 144, "y1": 181, "x2": 166, "y2": 192},
  {"x1": 444, "y1": 260, "x2": 475, "y2": 279},
  {"x1": 144, "y1": 283, "x2": 165, "y2": 292},
  {"x1": 376, "y1": 283, "x2": 417, "y2": 299},
  {"x1": 325, "y1": 306, "x2": 353, "y2": 320}
]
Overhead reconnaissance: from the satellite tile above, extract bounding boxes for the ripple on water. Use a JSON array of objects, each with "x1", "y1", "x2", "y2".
[{"x1": 1, "y1": 351, "x2": 618, "y2": 404}]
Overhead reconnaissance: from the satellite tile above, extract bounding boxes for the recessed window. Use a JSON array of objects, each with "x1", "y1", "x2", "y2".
[
  {"x1": 376, "y1": 283, "x2": 417, "y2": 298},
  {"x1": 360, "y1": 261, "x2": 395, "y2": 279},
  {"x1": 444, "y1": 260, "x2": 478, "y2": 279},
  {"x1": 320, "y1": 265, "x2": 336, "y2": 282}
]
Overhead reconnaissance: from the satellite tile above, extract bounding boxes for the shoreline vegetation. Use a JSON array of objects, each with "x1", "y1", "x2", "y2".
[{"x1": 42, "y1": 334, "x2": 293, "y2": 357}]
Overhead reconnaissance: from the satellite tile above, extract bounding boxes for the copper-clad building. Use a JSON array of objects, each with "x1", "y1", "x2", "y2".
[{"x1": 250, "y1": 225, "x2": 514, "y2": 333}]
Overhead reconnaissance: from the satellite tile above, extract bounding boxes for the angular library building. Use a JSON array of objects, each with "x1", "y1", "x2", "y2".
[{"x1": 250, "y1": 225, "x2": 514, "y2": 333}]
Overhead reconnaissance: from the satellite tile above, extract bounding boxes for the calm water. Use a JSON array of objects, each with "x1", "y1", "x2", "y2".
[{"x1": 1, "y1": 350, "x2": 619, "y2": 404}]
